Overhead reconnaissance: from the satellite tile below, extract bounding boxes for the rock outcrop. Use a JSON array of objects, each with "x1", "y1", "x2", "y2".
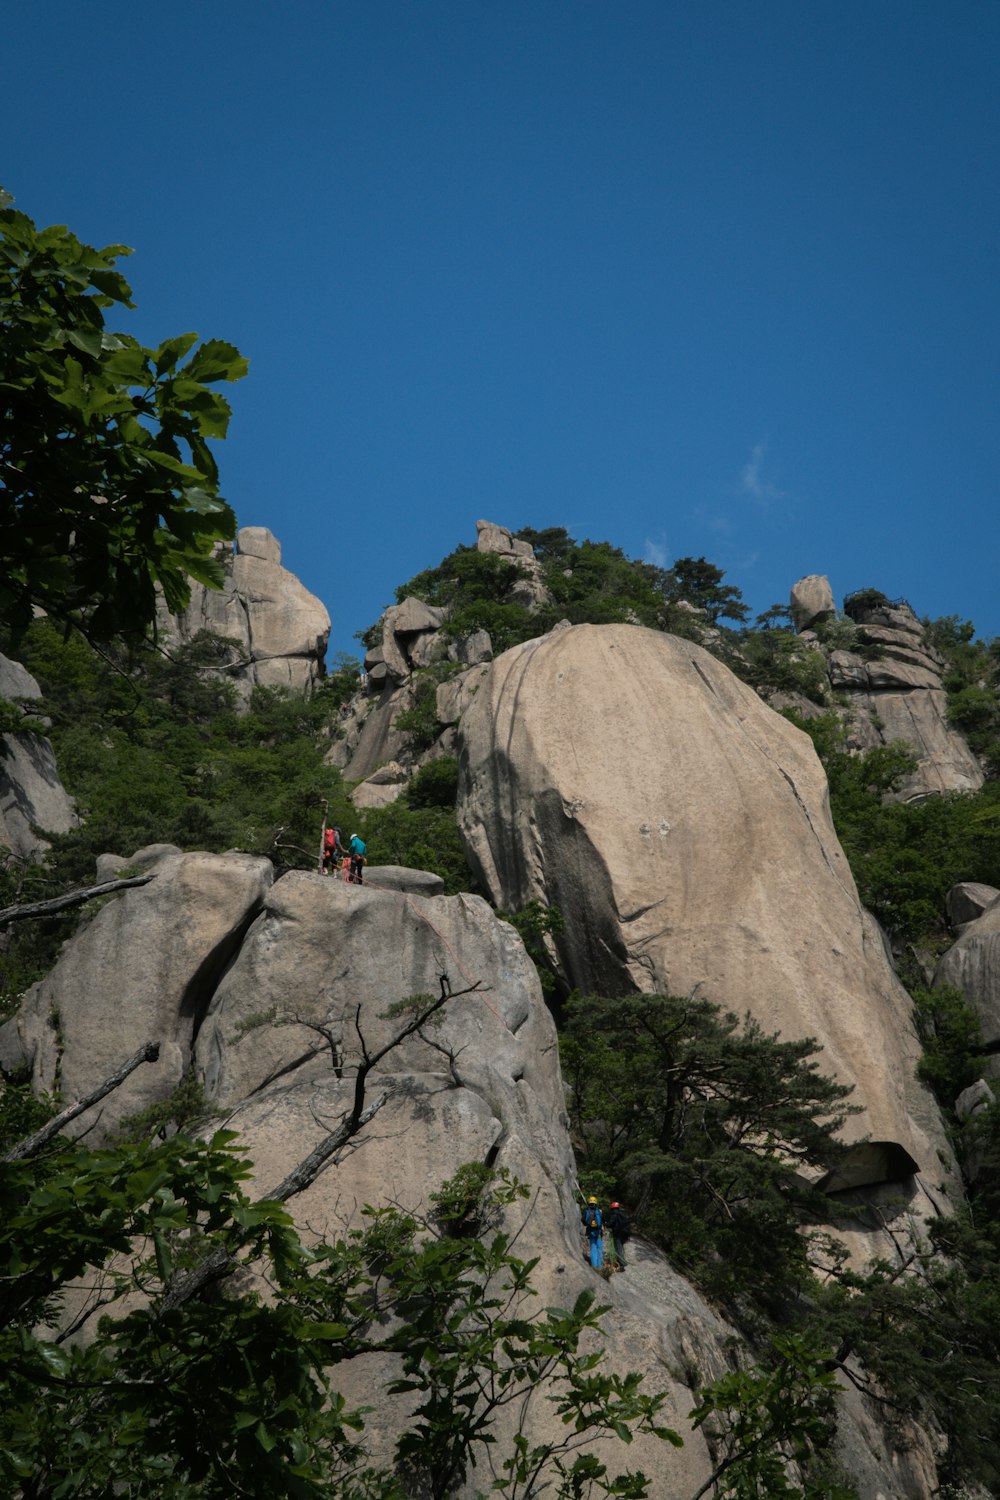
[
  {"x1": 0, "y1": 652, "x2": 77, "y2": 863},
  {"x1": 789, "y1": 573, "x2": 835, "y2": 631},
  {"x1": 946, "y1": 881, "x2": 1000, "y2": 934},
  {"x1": 334, "y1": 523, "x2": 550, "y2": 790},
  {"x1": 157, "y1": 526, "x2": 330, "y2": 700},
  {"x1": 456, "y1": 622, "x2": 953, "y2": 1212},
  {"x1": 0, "y1": 847, "x2": 273, "y2": 1135},
  {"x1": 0, "y1": 845, "x2": 936, "y2": 1495},
  {"x1": 784, "y1": 586, "x2": 982, "y2": 800},
  {"x1": 475, "y1": 518, "x2": 552, "y2": 609},
  {"x1": 934, "y1": 893, "x2": 1000, "y2": 1048}
]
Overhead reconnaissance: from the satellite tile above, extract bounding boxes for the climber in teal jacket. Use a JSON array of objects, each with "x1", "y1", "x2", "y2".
[{"x1": 348, "y1": 832, "x2": 367, "y2": 885}]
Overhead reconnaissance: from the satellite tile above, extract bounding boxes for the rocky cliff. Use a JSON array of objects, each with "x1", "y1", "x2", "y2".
[
  {"x1": 0, "y1": 845, "x2": 938, "y2": 1496},
  {"x1": 0, "y1": 652, "x2": 77, "y2": 864},
  {"x1": 4, "y1": 526, "x2": 997, "y2": 1496},
  {"x1": 784, "y1": 580, "x2": 983, "y2": 801},
  {"x1": 157, "y1": 525, "x2": 331, "y2": 700},
  {"x1": 456, "y1": 624, "x2": 954, "y2": 1223}
]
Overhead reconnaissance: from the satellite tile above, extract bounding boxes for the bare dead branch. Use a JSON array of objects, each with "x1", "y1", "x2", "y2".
[
  {"x1": 0, "y1": 873, "x2": 155, "y2": 927},
  {"x1": 3, "y1": 1041, "x2": 161, "y2": 1162},
  {"x1": 157, "y1": 979, "x2": 482, "y2": 1314},
  {"x1": 158, "y1": 1090, "x2": 389, "y2": 1314},
  {"x1": 264, "y1": 1090, "x2": 389, "y2": 1203}
]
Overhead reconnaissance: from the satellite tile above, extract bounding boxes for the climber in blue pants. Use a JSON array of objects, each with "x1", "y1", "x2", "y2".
[{"x1": 581, "y1": 1196, "x2": 604, "y2": 1269}]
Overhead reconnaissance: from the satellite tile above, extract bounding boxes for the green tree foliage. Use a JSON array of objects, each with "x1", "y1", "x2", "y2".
[
  {"x1": 405, "y1": 754, "x2": 459, "y2": 810},
  {"x1": 812, "y1": 1220, "x2": 1000, "y2": 1494},
  {"x1": 659, "y1": 557, "x2": 749, "y2": 626},
  {"x1": 393, "y1": 662, "x2": 459, "y2": 753},
  {"x1": 9, "y1": 620, "x2": 349, "y2": 889},
  {"x1": 393, "y1": 531, "x2": 742, "y2": 655},
  {"x1": 0, "y1": 1109, "x2": 680, "y2": 1498},
  {"x1": 690, "y1": 1332, "x2": 855, "y2": 1500},
  {"x1": 785, "y1": 709, "x2": 1000, "y2": 948},
  {"x1": 560, "y1": 994, "x2": 856, "y2": 1310},
  {"x1": 360, "y1": 797, "x2": 474, "y2": 895},
  {"x1": 923, "y1": 615, "x2": 1000, "y2": 768},
  {"x1": 0, "y1": 190, "x2": 246, "y2": 643},
  {"x1": 538, "y1": 540, "x2": 674, "y2": 630},
  {"x1": 725, "y1": 627, "x2": 829, "y2": 704},
  {"x1": 912, "y1": 983, "x2": 988, "y2": 1109}
]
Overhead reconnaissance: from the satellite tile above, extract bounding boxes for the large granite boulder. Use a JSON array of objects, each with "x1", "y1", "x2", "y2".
[
  {"x1": 946, "y1": 881, "x2": 1000, "y2": 932},
  {"x1": 934, "y1": 894, "x2": 1000, "y2": 1046},
  {"x1": 363, "y1": 597, "x2": 449, "y2": 689},
  {"x1": 0, "y1": 849, "x2": 273, "y2": 1135},
  {"x1": 191, "y1": 871, "x2": 929, "y2": 1493},
  {"x1": 790, "y1": 574, "x2": 835, "y2": 632},
  {"x1": 329, "y1": 680, "x2": 415, "y2": 781},
  {"x1": 456, "y1": 623, "x2": 952, "y2": 1201},
  {"x1": 158, "y1": 527, "x2": 330, "y2": 700},
  {"x1": 185, "y1": 871, "x2": 721, "y2": 1489},
  {"x1": 349, "y1": 759, "x2": 409, "y2": 808},
  {"x1": 0, "y1": 652, "x2": 77, "y2": 862}
]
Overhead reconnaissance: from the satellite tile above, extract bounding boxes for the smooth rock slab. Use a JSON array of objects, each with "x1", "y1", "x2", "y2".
[
  {"x1": 457, "y1": 622, "x2": 952, "y2": 1192},
  {"x1": 0, "y1": 851, "x2": 273, "y2": 1136}
]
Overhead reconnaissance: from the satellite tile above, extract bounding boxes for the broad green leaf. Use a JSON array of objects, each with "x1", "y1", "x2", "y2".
[
  {"x1": 66, "y1": 328, "x2": 103, "y2": 358},
  {"x1": 154, "y1": 332, "x2": 199, "y2": 376},
  {"x1": 182, "y1": 338, "x2": 249, "y2": 384}
]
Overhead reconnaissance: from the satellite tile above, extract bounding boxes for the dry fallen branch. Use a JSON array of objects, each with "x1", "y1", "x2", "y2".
[
  {"x1": 3, "y1": 1041, "x2": 161, "y2": 1162},
  {"x1": 0, "y1": 873, "x2": 155, "y2": 927}
]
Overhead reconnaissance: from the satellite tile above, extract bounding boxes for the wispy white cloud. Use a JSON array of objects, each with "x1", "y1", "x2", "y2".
[
  {"x1": 740, "y1": 440, "x2": 786, "y2": 505},
  {"x1": 643, "y1": 534, "x2": 669, "y2": 569},
  {"x1": 692, "y1": 505, "x2": 732, "y2": 535}
]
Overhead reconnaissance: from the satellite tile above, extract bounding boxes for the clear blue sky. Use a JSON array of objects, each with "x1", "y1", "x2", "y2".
[{"x1": 7, "y1": 1, "x2": 1000, "y2": 655}]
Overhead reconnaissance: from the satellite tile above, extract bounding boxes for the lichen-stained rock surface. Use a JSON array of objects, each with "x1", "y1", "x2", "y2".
[
  {"x1": 456, "y1": 622, "x2": 952, "y2": 1199},
  {"x1": 158, "y1": 526, "x2": 330, "y2": 699},
  {"x1": 0, "y1": 849, "x2": 273, "y2": 1136},
  {"x1": 0, "y1": 651, "x2": 77, "y2": 862},
  {"x1": 194, "y1": 872, "x2": 557, "y2": 1113},
  {"x1": 828, "y1": 600, "x2": 982, "y2": 799},
  {"x1": 935, "y1": 893, "x2": 1000, "y2": 1046}
]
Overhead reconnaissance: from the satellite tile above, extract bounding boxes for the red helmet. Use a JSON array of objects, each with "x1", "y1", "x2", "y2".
[{"x1": 610, "y1": 1201, "x2": 620, "y2": 1208}]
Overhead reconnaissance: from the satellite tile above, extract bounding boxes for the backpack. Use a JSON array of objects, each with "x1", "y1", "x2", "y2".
[
  {"x1": 615, "y1": 1209, "x2": 631, "y2": 1238},
  {"x1": 586, "y1": 1206, "x2": 601, "y2": 1232}
]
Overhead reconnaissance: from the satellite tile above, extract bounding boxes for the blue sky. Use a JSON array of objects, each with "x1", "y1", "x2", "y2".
[{"x1": 7, "y1": 1, "x2": 999, "y2": 656}]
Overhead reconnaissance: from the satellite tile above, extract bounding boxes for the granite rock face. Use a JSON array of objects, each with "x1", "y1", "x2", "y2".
[
  {"x1": 456, "y1": 622, "x2": 952, "y2": 1204},
  {"x1": 0, "y1": 842, "x2": 943, "y2": 1495},
  {"x1": 338, "y1": 523, "x2": 554, "y2": 787},
  {"x1": 790, "y1": 573, "x2": 835, "y2": 631},
  {"x1": 158, "y1": 527, "x2": 330, "y2": 701},
  {"x1": 946, "y1": 881, "x2": 1000, "y2": 933},
  {"x1": 0, "y1": 652, "x2": 77, "y2": 863},
  {"x1": 0, "y1": 849, "x2": 273, "y2": 1135},
  {"x1": 821, "y1": 599, "x2": 981, "y2": 799},
  {"x1": 935, "y1": 894, "x2": 1000, "y2": 1047}
]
